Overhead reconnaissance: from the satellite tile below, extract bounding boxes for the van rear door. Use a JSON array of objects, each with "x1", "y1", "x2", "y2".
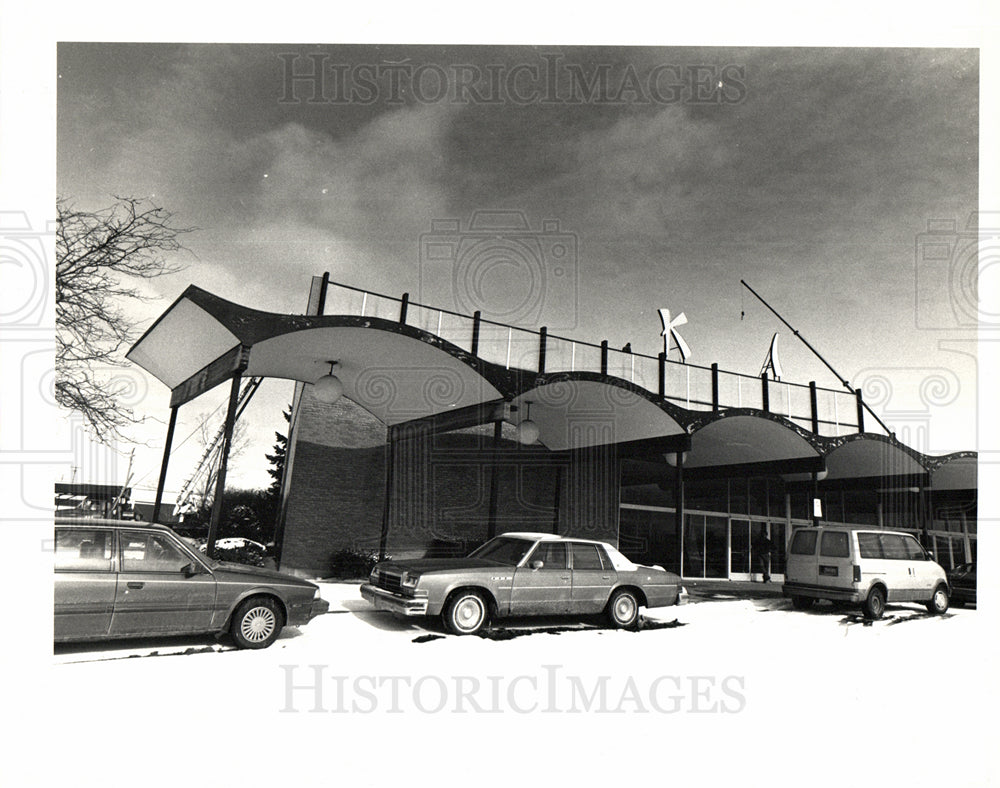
[
  {"x1": 786, "y1": 529, "x2": 818, "y2": 587},
  {"x1": 816, "y1": 529, "x2": 854, "y2": 592}
]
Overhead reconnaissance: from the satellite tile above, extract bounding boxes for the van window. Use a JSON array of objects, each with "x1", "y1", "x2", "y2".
[
  {"x1": 820, "y1": 531, "x2": 850, "y2": 558},
  {"x1": 901, "y1": 535, "x2": 926, "y2": 560},
  {"x1": 789, "y1": 530, "x2": 817, "y2": 555},
  {"x1": 857, "y1": 532, "x2": 883, "y2": 559},
  {"x1": 879, "y1": 534, "x2": 908, "y2": 560}
]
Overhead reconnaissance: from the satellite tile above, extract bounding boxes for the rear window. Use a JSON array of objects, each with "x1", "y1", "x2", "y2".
[
  {"x1": 55, "y1": 528, "x2": 114, "y2": 572},
  {"x1": 789, "y1": 530, "x2": 817, "y2": 555},
  {"x1": 570, "y1": 543, "x2": 606, "y2": 570},
  {"x1": 820, "y1": 531, "x2": 850, "y2": 558}
]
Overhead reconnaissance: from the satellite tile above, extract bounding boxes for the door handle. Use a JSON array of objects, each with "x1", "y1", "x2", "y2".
[
  {"x1": 127, "y1": 581, "x2": 144, "y2": 589},
  {"x1": 560, "y1": 575, "x2": 571, "y2": 581}
]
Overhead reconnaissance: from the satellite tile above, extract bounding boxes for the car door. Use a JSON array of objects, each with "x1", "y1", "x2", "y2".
[
  {"x1": 54, "y1": 526, "x2": 117, "y2": 640},
  {"x1": 569, "y1": 542, "x2": 617, "y2": 613},
  {"x1": 109, "y1": 529, "x2": 217, "y2": 636},
  {"x1": 816, "y1": 530, "x2": 853, "y2": 593},
  {"x1": 875, "y1": 533, "x2": 918, "y2": 601},
  {"x1": 903, "y1": 534, "x2": 942, "y2": 599},
  {"x1": 509, "y1": 542, "x2": 571, "y2": 616}
]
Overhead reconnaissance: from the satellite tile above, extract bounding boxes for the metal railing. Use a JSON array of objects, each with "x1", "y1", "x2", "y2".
[{"x1": 321, "y1": 280, "x2": 878, "y2": 437}]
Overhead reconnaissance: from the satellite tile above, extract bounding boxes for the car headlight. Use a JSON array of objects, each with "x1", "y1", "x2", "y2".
[{"x1": 401, "y1": 571, "x2": 420, "y2": 589}]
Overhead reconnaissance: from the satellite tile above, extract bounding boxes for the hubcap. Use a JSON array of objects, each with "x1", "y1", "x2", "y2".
[
  {"x1": 455, "y1": 598, "x2": 483, "y2": 631},
  {"x1": 615, "y1": 596, "x2": 636, "y2": 623},
  {"x1": 934, "y1": 590, "x2": 947, "y2": 610},
  {"x1": 241, "y1": 606, "x2": 276, "y2": 642}
]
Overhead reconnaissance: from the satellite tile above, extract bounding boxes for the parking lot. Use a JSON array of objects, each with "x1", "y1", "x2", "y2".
[{"x1": 40, "y1": 582, "x2": 991, "y2": 787}]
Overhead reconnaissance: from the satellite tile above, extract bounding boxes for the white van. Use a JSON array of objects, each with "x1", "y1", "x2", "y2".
[{"x1": 782, "y1": 525, "x2": 950, "y2": 619}]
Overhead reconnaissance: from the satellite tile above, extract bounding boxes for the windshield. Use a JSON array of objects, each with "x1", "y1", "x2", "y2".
[{"x1": 468, "y1": 536, "x2": 537, "y2": 566}]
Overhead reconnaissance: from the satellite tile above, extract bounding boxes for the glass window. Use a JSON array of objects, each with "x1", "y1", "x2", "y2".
[
  {"x1": 120, "y1": 530, "x2": 193, "y2": 573},
  {"x1": 570, "y1": 543, "x2": 603, "y2": 570},
  {"x1": 770, "y1": 523, "x2": 786, "y2": 575},
  {"x1": 789, "y1": 530, "x2": 817, "y2": 555},
  {"x1": 857, "y1": 532, "x2": 883, "y2": 559},
  {"x1": 902, "y1": 535, "x2": 926, "y2": 561},
  {"x1": 527, "y1": 542, "x2": 567, "y2": 570},
  {"x1": 820, "y1": 530, "x2": 850, "y2": 558},
  {"x1": 879, "y1": 534, "x2": 908, "y2": 560},
  {"x1": 748, "y1": 479, "x2": 768, "y2": 517},
  {"x1": 55, "y1": 528, "x2": 114, "y2": 572},
  {"x1": 470, "y1": 536, "x2": 536, "y2": 565}
]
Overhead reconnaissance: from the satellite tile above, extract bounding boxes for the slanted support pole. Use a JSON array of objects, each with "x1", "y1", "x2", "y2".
[
  {"x1": 207, "y1": 370, "x2": 244, "y2": 559},
  {"x1": 151, "y1": 405, "x2": 179, "y2": 523}
]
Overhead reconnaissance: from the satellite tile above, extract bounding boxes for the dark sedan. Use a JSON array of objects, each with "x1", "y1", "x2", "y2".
[
  {"x1": 54, "y1": 519, "x2": 328, "y2": 648},
  {"x1": 947, "y1": 562, "x2": 977, "y2": 607}
]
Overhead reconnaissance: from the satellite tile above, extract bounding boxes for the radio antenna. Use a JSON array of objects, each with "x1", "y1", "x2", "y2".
[{"x1": 739, "y1": 279, "x2": 893, "y2": 437}]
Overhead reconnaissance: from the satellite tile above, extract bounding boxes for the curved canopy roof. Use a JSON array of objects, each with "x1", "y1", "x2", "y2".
[{"x1": 127, "y1": 285, "x2": 976, "y2": 488}]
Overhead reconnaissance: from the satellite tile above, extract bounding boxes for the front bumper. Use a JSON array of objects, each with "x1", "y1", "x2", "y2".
[
  {"x1": 287, "y1": 595, "x2": 330, "y2": 626},
  {"x1": 360, "y1": 583, "x2": 429, "y2": 616}
]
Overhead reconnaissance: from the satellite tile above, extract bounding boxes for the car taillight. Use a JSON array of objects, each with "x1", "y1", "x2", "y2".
[{"x1": 853, "y1": 565, "x2": 861, "y2": 582}]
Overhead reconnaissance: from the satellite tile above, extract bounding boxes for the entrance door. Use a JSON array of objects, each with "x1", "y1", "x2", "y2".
[
  {"x1": 683, "y1": 514, "x2": 728, "y2": 579},
  {"x1": 730, "y1": 520, "x2": 781, "y2": 581}
]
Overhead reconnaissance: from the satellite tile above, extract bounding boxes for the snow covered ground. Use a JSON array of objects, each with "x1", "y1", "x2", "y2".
[{"x1": 19, "y1": 584, "x2": 998, "y2": 786}]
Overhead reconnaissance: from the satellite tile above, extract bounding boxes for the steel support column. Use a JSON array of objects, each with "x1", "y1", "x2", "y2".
[
  {"x1": 207, "y1": 371, "x2": 244, "y2": 559},
  {"x1": 151, "y1": 405, "x2": 179, "y2": 524}
]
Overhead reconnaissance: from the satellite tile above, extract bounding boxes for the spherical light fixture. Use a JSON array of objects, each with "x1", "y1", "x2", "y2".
[
  {"x1": 516, "y1": 400, "x2": 539, "y2": 445},
  {"x1": 313, "y1": 361, "x2": 344, "y2": 404}
]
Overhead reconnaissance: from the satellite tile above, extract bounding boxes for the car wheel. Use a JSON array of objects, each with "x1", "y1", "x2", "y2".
[
  {"x1": 606, "y1": 588, "x2": 640, "y2": 629},
  {"x1": 863, "y1": 586, "x2": 886, "y2": 620},
  {"x1": 231, "y1": 597, "x2": 283, "y2": 649},
  {"x1": 791, "y1": 595, "x2": 814, "y2": 610},
  {"x1": 926, "y1": 585, "x2": 949, "y2": 615},
  {"x1": 443, "y1": 591, "x2": 488, "y2": 636}
]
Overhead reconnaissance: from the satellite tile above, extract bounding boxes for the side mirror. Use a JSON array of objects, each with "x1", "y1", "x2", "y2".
[
  {"x1": 181, "y1": 562, "x2": 202, "y2": 577},
  {"x1": 530, "y1": 560, "x2": 544, "y2": 570}
]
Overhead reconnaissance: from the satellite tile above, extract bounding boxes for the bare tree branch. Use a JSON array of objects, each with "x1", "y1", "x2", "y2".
[{"x1": 56, "y1": 196, "x2": 194, "y2": 443}]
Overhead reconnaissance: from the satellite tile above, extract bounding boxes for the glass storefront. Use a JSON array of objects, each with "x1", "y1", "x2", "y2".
[{"x1": 618, "y1": 465, "x2": 976, "y2": 582}]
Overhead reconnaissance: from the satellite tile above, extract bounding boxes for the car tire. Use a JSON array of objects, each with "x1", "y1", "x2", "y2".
[
  {"x1": 231, "y1": 596, "x2": 283, "y2": 649},
  {"x1": 443, "y1": 590, "x2": 488, "y2": 636},
  {"x1": 791, "y1": 595, "x2": 814, "y2": 610},
  {"x1": 926, "y1": 585, "x2": 949, "y2": 615},
  {"x1": 863, "y1": 586, "x2": 886, "y2": 620},
  {"x1": 606, "y1": 588, "x2": 640, "y2": 629}
]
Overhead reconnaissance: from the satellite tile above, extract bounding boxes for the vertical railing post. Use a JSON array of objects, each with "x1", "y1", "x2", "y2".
[
  {"x1": 809, "y1": 381, "x2": 819, "y2": 434},
  {"x1": 600, "y1": 340, "x2": 609, "y2": 376},
  {"x1": 761, "y1": 372, "x2": 770, "y2": 412},
  {"x1": 658, "y1": 352, "x2": 666, "y2": 398},
  {"x1": 711, "y1": 363, "x2": 720, "y2": 413},
  {"x1": 399, "y1": 292, "x2": 409, "y2": 324},
  {"x1": 471, "y1": 310, "x2": 481, "y2": 356},
  {"x1": 855, "y1": 390, "x2": 866, "y2": 433},
  {"x1": 538, "y1": 326, "x2": 547, "y2": 374}
]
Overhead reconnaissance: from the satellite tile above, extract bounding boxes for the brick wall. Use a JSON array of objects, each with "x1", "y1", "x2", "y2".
[{"x1": 279, "y1": 394, "x2": 620, "y2": 576}]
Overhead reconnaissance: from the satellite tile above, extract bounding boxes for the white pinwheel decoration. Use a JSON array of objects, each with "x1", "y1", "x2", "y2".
[{"x1": 658, "y1": 308, "x2": 691, "y2": 362}]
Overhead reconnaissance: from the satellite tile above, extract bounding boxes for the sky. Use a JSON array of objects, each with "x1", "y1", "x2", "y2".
[{"x1": 55, "y1": 43, "x2": 981, "y2": 495}]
